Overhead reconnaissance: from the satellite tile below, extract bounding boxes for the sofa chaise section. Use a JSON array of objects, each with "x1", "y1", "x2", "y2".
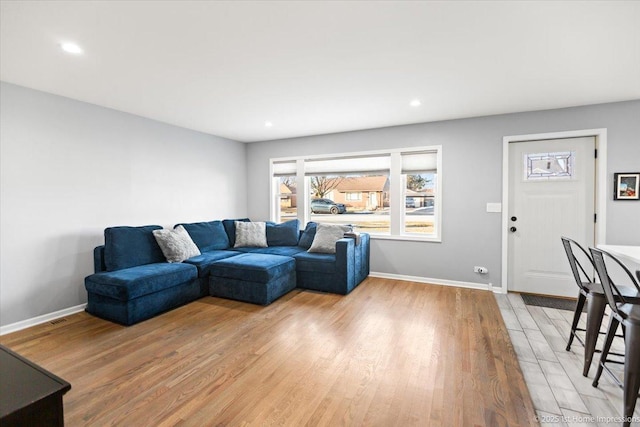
[
  {"x1": 85, "y1": 225, "x2": 202, "y2": 325},
  {"x1": 85, "y1": 262, "x2": 199, "y2": 326}
]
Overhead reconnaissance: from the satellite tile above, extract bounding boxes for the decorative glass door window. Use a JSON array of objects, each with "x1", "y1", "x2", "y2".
[{"x1": 524, "y1": 151, "x2": 574, "y2": 180}]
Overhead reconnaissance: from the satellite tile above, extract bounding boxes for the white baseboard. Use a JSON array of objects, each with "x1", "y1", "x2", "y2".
[
  {"x1": 0, "y1": 303, "x2": 87, "y2": 336},
  {"x1": 369, "y1": 271, "x2": 504, "y2": 293}
]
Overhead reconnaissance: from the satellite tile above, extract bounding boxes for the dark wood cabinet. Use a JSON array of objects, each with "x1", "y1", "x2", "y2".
[{"x1": 0, "y1": 344, "x2": 71, "y2": 426}]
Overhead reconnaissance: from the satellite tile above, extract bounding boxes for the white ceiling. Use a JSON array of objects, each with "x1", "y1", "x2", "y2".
[{"x1": 1, "y1": 1, "x2": 639, "y2": 143}]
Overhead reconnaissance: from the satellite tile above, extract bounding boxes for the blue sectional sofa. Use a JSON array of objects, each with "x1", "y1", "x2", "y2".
[{"x1": 85, "y1": 219, "x2": 370, "y2": 325}]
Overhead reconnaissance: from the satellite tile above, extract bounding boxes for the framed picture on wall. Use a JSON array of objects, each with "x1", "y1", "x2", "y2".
[{"x1": 613, "y1": 172, "x2": 639, "y2": 200}]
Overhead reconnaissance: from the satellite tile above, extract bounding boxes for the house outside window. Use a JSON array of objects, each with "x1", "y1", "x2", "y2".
[
  {"x1": 270, "y1": 146, "x2": 441, "y2": 241},
  {"x1": 308, "y1": 172, "x2": 391, "y2": 233},
  {"x1": 272, "y1": 161, "x2": 298, "y2": 223},
  {"x1": 277, "y1": 178, "x2": 297, "y2": 221}
]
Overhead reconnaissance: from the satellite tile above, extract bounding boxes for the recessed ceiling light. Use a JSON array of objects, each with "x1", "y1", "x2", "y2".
[
  {"x1": 264, "y1": 121, "x2": 273, "y2": 127},
  {"x1": 410, "y1": 99, "x2": 421, "y2": 107},
  {"x1": 60, "y1": 42, "x2": 83, "y2": 55}
]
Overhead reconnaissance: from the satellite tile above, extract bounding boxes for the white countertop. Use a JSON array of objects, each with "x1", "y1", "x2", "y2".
[{"x1": 597, "y1": 244, "x2": 640, "y2": 266}]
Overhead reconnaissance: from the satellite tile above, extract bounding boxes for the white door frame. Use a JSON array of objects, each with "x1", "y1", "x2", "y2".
[{"x1": 500, "y1": 128, "x2": 607, "y2": 294}]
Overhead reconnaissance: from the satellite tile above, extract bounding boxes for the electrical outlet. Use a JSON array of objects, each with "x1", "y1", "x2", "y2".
[{"x1": 474, "y1": 266, "x2": 488, "y2": 274}]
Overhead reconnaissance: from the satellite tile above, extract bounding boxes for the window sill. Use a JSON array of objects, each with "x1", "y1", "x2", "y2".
[{"x1": 369, "y1": 233, "x2": 441, "y2": 243}]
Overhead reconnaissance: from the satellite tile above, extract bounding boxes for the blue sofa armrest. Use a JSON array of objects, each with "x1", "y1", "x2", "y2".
[
  {"x1": 335, "y1": 238, "x2": 356, "y2": 291},
  {"x1": 353, "y1": 233, "x2": 370, "y2": 285},
  {"x1": 94, "y1": 246, "x2": 106, "y2": 273}
]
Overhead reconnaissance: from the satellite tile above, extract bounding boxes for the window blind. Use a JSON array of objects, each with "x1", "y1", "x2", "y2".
[
  {"x1": 272, "y1": 161, "x2": 297, "y2": 177},
  {"x1": 401, "y1": 151, "x2": 437, "y2": 174},
  {"x1": 304, "y1": 155, "x2": 390, "y2": 176}
]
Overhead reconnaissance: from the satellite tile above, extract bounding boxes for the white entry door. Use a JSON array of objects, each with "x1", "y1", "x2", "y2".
[{"x1": 508, "y1": 137, "x2": 595, "y2": 297}]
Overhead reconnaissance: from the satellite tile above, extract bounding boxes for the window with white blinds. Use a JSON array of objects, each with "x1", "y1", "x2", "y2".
[{"x1": 270, "y1": 146, "x2": 441, "y2": 241}]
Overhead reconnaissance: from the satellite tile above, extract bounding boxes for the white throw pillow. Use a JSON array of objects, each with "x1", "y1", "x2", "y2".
[
  {"x1": 234, "y1": 221, "x2": 268, "y2": 248},
  {"x1": 308, "y1": 223, "x2": 352, "y2": 254},
  {"x1": 153, "y1": 225, "x2": 201, "y2": 263}
]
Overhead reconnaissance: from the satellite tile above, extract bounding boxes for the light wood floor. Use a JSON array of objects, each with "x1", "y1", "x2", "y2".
[{"x1": 1, "y1": 278, "x2": 537, "y2": 426}]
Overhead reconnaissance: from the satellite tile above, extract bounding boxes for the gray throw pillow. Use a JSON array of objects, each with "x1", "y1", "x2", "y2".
[
  {"x1": 234, "y1": 221, "x2": 268, "y2": 248},
  {"x1": 153, "y1": 225, "x2": 201, "y2": 263},
  {"x1": 308, "y1": 223, "x2": 352, "y2": 254}
]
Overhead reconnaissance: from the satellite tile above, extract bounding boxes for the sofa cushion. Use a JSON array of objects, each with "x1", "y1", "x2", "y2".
[
  {"x1": 232, "y1": 246, "x2": 306, "y2": 257},
  {"x1": 183, "y1": 250, "x2": 240, "y2": 277},
  {"x1": 266, "y1": 219, "x2": 300, "y2": 246},
  {"x1": 104, "y1": 225, "x2": 165, "y2": 272},
  {"x1": 292, "y1": 251, "x2": 336, "y2": 274},
  {"x1": 85, "y1": 263, "x2": 198, "y2": 301},
  {"x1": 297, "y1": 222, "x2": 317, "y2": 249},
  {"x1": 209, "y1": 253, "x2": 295, "y2": 283},
  {"x1": 176, "y1": 220, "x2": 230, "y2": 251},
  {"x1": 153, "y1": 225, "x2": 201, "y2": 263},
  {"x1": 222, "y1": 218, "x2": 250, "y2": 247},
  {"x1": 234, "y1": 221, "x2": 268, "y2": 248},
  {"x1": 86, "y1": 278, "x2": 202, "y2": 326},
  {"x1": 308, "y1": 223, "x2": 352, "y2": 254}
]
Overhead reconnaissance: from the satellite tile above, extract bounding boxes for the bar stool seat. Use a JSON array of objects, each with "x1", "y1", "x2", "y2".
[{"x1": 619, "y1": 303, "x2": 640, "y2": 320}]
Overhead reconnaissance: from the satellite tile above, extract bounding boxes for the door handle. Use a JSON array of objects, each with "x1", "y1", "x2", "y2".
[{"x1": 510, "y1": 227, "x2": 517, "y2": 232}]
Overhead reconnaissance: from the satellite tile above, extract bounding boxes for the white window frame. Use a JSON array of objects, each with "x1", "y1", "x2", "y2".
[
  {"x1": 345, "y1": 192, "x2": 362, "y2": 201},
  {"x1": 269, "y1": 146, "x2": 442, "y2": 242}
]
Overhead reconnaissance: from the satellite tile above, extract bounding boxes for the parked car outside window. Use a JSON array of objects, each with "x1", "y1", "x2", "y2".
[{"x1": 310, "y1": 198, "x2": 347, "y2": 214}]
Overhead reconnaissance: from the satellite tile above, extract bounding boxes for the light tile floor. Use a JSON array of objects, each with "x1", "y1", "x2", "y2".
[{"x1": 496, "y1": 292, "x2": 640, "y2": 427}]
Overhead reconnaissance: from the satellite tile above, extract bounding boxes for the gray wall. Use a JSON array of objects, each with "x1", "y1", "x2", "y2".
[
  {"x1": 1, "y1": 81, "x2": 637, "y2": 327},
  {"x1": 0, "y1": 82, "x2": 248, "y2": 326},
  {"x1": 247, "y1": 100, "x2": 640, "y2": 289}
]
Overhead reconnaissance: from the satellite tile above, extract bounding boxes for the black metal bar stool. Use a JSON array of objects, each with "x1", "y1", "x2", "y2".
[
  {"x1": 561, "y1": 237, "x2": 607, "y2": 376},
  {"x1": 590, "y1": 248, "x2": 640, "y2": 427}
]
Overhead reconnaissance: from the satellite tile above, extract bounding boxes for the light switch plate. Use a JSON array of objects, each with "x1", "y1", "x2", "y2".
[{"x1": 486, "y1": 203, "x2": 502, "y2": 213}]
